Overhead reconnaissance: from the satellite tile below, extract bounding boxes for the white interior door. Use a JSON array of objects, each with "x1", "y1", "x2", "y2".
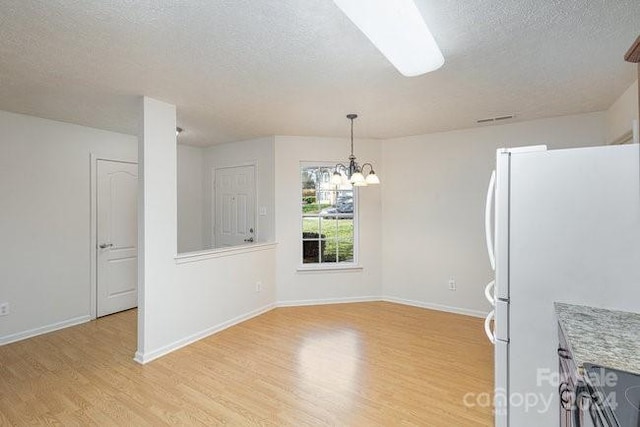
[
  {"x1": 215, "y1": 165, "x2": 255, "y2": 247},
  {"x1": 97, "y1": 160, "x2": 138, "y2": 317}
]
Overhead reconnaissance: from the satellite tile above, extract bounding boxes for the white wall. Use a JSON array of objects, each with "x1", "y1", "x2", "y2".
[
  {"x1": 274, "y1": 136, "x2": 383, "y2": 304},
  {"x1": 137, "y1": 97, "x2": 276, "y2": 363},
  {"x1": 203, "y1": 137, "x2": 275, "y2": 248},
  {"x1": 0, "y1": 109, "x2": 137, "y2": 344},
  {"x1": 0, "y1": 102, "x2": 619, "y2": 357},
  {"x1": 177, "y1": 144, "x2": 204, "y2": 253},
  {"x1": 380, "y1": 112, "x2": 607, "y2": 316},
  {"x1": 606, "y1": 79, "x2": 638, "y2": 144}
]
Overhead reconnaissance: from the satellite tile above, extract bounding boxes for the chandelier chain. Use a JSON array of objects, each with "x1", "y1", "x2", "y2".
[{"x1": 330, "y1": 113, "x2": 379, "y2": 187}]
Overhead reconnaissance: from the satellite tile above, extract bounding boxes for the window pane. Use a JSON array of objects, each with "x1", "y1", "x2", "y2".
[
  {"x1": 302, "y1": 187, "x2": 323, "y2": 214},
  {"x1": 335, "y1": 191, "x2": 353, "y2": 214},
  {"x1": 337, "y1": 218, "x2": 354, "y2": 242},
  {"x1": 301, "y1": 167, "x2": 318, "y2": 187},
  {"x1": 316, "y1": 190, "x2": 333, "y2": 212},
  {"x1": 302, "y1": 217, "x2": 320, "y2": 235},
  {"x1": 337, "y1": 240, "x2": 354, "y2": 263},
  {"x1": 319, "y1": 217, "x2": 336, "y2": 262},
  {"x1": 322, "y1": 240, "x2": 338, "y2": 263},
  {"x1": 302, "y1": 240, "x2": 321, "y2": 264},
  {"x1": 320, "y1": 216, "x2": 338, "y2": 237},
  {"x1": 301, "y1": 167, "x2": 319, "y2": 214}
]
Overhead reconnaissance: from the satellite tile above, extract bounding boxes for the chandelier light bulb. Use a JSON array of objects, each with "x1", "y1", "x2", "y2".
[
  {"x1": 365, "y1": 171, "x2": 380, "y2": 185},
  {"x1": 350, "y1": 171, "x2": 366, "y2": 184},
  {"x1": 331, "y1": 171, "x2": 343, "y2": 185}
]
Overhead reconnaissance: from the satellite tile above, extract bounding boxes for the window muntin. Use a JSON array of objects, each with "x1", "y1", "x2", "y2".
[{"x1": 301, "y1": 165, "x2": 356, "y2": 265}]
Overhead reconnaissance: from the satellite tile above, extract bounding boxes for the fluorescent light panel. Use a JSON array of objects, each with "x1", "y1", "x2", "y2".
[{"x1": 333, "y1": 0, "x2": 444, "y2": 77}]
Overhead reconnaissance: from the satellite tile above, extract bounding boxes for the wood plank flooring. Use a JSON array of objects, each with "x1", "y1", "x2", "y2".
[{"x1": 0, "y1": 302, "x2": 494, "y2": 426}]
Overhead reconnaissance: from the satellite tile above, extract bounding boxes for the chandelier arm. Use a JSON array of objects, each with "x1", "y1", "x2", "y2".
[
  {"x1": 361, "y1": 163, "x2": 375, "y2": 174},
  {"x1": 334, "y1": 163, "x2": 348, "y2": 172},
  {"x1": 349, "y1": 158, "x2": 361, "y2": 176}
]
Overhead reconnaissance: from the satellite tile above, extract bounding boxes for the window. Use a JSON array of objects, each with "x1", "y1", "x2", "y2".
[{"x1": 301, "y1": 164, "x2": 356, "y2": 265}]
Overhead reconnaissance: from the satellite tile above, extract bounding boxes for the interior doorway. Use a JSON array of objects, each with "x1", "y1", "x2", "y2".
[
  {"x1": 94, "y1": 159, "x2": 138, "y2": 317},
  {"x1": 214, "y1": 164, "x2": 256, "y2": 247}
]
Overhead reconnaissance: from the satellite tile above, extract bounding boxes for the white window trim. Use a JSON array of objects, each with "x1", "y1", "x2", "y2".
[
  {"x1": 296, "y1": 264, "x2": 363, "y2": 273},
  {"x1": 299, "y1": 161, "x2": 360, "y2": 271}
]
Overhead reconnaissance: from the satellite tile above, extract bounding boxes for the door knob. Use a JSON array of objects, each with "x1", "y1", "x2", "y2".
[{"x1": 99, "y1": 243, "x2": 114, "y2": 249}]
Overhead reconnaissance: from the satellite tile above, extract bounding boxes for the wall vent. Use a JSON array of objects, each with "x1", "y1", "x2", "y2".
[{"x1": 477, "y1": 114, "x2": 515, "y2": 124}]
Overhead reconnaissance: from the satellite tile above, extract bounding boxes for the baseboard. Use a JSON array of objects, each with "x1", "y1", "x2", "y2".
[
  {"x1": 276, "y1": 295, "x2": 488, "y2": 318},
  {"x1": 276, "y1": 295, "x2": 379, "y2": 307},
  {"x1": 382, "y1": 296, "x2": 489, "y2": 318},
  {"x1": 133, "y1": 302, "x2": 276, "y2": 365},
  {"x1": 0, "y1": 315, "x2": 92, "y2": 346},
  {"x1": 133, "y1": 351, "x2": 146, "y2": 364}
]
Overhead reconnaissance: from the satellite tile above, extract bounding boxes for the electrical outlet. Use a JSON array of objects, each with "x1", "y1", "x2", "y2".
[
  {"x1": 0, "y1": 302, "x2": 9, "y2": 316},
  {"x1": 448, "y1": 279, "x2": 456, "y2": 291},
  {"x1": 255, "y1": 281, "x2": 262, "y2": 293}
]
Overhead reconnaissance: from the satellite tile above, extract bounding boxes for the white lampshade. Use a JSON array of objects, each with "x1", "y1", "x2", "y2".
[
  {"x1": 365, "y1": 172, "x2": 380, "y2": 184},
  {"x1": 330, "y1": 172, "x2": 343, "y2": 185},
  {"x1": 350, "y1": 171, "x2": 365, "y2": 184}
]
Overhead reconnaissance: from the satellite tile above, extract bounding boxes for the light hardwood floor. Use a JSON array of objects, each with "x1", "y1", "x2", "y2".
[{"x1": 0, "y1": 302, "x2": 494, "y2": 426}]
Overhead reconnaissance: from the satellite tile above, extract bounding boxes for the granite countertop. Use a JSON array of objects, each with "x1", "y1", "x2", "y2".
[{"x1": 555, "y1": 302, "x2": 640, "y2": 376}]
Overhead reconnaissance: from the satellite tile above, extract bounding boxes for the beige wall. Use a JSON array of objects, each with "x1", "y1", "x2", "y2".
[
  {"x1": 606, "y1": 79, "x2": 639, "y2": 144},
  {"x1": 177, "y1": 144, "x2": 205, "y2": 253},
  {"x1": 380, "y1": 112, "x2": 607, "y2": 316},
  {"x1": 274, "y1": 135, "x2": 383, "y2": 304},
  {"x1": 0, "y1": 109, "x2": 137, "y2": 344},
  {"x1": 3, "y1": 100, "x2": 627, "y2": 355}
]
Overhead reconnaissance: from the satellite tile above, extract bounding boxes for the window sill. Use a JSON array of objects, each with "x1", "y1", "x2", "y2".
[
  {"x1": 296, "y1": 264, "x2": 363, "y2": 273},
  {"x1": 175, "y1": 242, "x2": 278, "y2": 265}
]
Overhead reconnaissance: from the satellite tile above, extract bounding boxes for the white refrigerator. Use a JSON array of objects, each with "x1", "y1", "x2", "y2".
[{"x1": 483, "y1": 143, "x2": 640, "y2": 426}]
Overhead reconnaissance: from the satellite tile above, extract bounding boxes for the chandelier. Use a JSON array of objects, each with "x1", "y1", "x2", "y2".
[{"x1": 331, "y1": 114, "x2": 380, "y2": 187}]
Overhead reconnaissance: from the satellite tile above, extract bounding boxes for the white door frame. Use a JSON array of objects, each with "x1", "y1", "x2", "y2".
[
  {"x1": 89, "y1": 153, "x2": 138, "y2": 320},
  {"x1": 211, "y1": 161, "x2": 258, "y2": 248}
]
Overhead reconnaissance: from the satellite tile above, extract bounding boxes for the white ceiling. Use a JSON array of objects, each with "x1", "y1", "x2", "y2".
[{"x1": 0, "y1": 0, "x2": 638, "y2": 146}]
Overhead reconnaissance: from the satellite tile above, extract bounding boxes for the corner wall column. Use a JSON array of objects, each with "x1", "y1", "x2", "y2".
[{"x1": 136, "y1": 96, "x2": 178, "y2": 363}]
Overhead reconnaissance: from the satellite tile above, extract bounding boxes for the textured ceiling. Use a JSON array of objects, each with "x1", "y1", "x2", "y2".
[{"x1": 0, "y1": 0, "x2": 638, "y2": 146}]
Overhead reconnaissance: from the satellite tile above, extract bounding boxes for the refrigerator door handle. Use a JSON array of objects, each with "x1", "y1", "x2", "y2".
[
  {"x1": 484, "y1": 280, "x2": 495, "y2": 306},
  {"x1": 485, "y1": 170, "x2": 496, "y2": 271},
  {"x1": 484, "y1": 310, "x2": 496, "y2": 344}
]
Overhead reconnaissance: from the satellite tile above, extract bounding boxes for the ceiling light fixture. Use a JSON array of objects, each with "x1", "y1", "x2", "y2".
[
  {"x1": 333, "y1": 0, "x2": 444, "y2": 77},
  {"x1": 176, "y1": 127, "x2": 183, "y2": 136},
  {"x1": 331, "y1": 114, "x2": 380, "y2": 187}
]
